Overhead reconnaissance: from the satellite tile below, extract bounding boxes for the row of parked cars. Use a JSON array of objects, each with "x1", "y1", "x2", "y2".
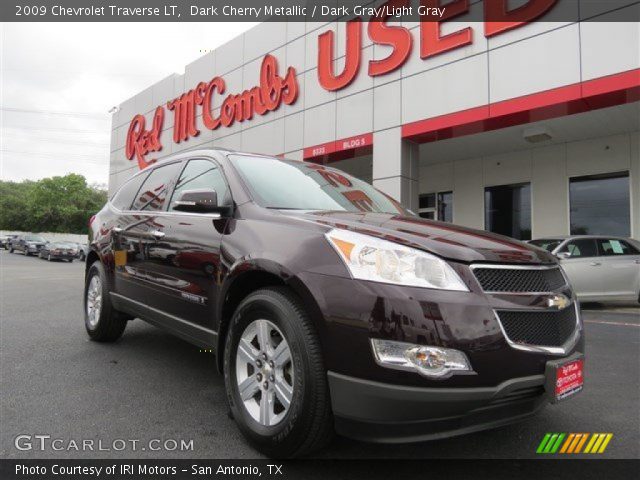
[{"x1": 0, "y1": 234, "x2": 88, "y2": 262}]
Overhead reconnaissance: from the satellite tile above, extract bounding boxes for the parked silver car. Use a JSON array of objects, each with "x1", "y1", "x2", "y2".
[{"x1": 529, "y1": 236, "x2": 640, "y2": 303}]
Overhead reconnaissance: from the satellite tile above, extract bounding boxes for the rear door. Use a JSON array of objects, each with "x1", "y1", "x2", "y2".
[
  {"x1": 143, "y1": 158, "x2": 231, "y2": 331},
  {"x1": 558, "y1": 238, "x2": 603, "y2": 299},
  {"x1": 112, "y1": 161, "x2": 184, "y2": 303},
  {"x1": 595, "y1": 238, "x2": 640, "y2": 300}
]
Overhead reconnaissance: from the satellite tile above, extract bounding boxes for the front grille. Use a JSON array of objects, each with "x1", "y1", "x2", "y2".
[
  {"x1": 473, "y1": 266, "x2": 566, "y2": 292},
  {"x1": 496, "y1": 307, "x2": 577, "y2": 347}
]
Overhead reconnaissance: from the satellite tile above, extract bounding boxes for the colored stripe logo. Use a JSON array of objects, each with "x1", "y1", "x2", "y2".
[{"x1": 537, "y1": 433, "x2": 613, "y2": 454}]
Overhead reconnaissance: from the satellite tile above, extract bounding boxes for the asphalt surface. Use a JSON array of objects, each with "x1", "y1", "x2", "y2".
[{"x1": 1, "y1": 250, "x2": 638, "y2": 459}]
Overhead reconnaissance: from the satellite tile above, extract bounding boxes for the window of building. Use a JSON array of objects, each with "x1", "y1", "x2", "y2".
[
  {"x1": 437, "y1": 191, "x2": 453, "y2": 222},
  {"x1": 131, "y1": 162, "x2": 183, "y2": 212},
  {"x1": 110, "y1": 171, "x2": 150, "y2": 211},
  {"x1": 419, "y1": 191, "x2": 453, "y2": 221},
  {"x1": 569, "y1": 172, "x2": 630, "y2": 236},
  {"x1": 484, "y1": 183, "x2": 531, "y2": 240},
  {"x1": 169, "y1": 159, "x2": 231, "y2": 210}
]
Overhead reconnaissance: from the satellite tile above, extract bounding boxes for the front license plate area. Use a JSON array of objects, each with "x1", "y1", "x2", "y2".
[{"x1": 545, "y1": 354, "x2": 584, "y2": 403}]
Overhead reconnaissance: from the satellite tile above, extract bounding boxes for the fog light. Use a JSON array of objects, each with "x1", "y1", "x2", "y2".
[{"x1": 371, "y1": 339, "x2": 472, "y2": 379}]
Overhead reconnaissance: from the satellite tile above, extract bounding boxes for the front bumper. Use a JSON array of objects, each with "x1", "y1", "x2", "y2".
[
  {"x1": 48, "y1": 252, "x2": 75, "y2": 259},
  {"x1": 329, "y1": 368, "x2": 558, "y2": 443}
]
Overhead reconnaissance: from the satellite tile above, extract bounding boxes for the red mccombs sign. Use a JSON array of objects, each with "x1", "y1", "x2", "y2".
[
  {"x1": 126, "y1": 0, "x2": 558, "y2": 168},
  {"x1": 126, "y1": 54, "x2": 298, "y2": 169}
]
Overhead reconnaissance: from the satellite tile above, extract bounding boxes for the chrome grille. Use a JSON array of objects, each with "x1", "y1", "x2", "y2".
[
  {"x1": 496, "y1": 307, "x2": 577, "y2": 348},
  {"x1": 473, "y1": 266, "x2": 566, "y2": 293}
]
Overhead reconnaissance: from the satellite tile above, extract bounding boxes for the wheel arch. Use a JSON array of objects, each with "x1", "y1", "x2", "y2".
[{"x1": 215, "y1": 262, "x2": 326, "y2": 373}]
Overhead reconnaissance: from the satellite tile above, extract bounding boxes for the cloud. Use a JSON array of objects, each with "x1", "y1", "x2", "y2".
[{"x1": 1, "y1": 22, "x2": 258, "y2": 184}]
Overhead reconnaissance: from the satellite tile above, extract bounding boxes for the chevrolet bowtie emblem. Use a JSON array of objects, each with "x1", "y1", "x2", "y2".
[{"x1": 546, "y1": 294, "x2": 571, "y2": 310}]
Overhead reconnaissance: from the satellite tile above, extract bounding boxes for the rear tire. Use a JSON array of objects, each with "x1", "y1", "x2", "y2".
[
  {"x1": 223, "y1": 287, "x2": 333, "y2": 458},
  {"x1": 84, "y1": 261, "x2": 127, "y2": 342},
  {"x1": 9, "y1": 247, "x2": 13, "y2": 253}
]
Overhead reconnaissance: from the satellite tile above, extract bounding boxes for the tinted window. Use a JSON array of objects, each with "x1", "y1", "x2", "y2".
[
  {"x1": 170, "y1": 159, "x2": 230, "y2": 210},
  {"x1": 131, "y1": 162, "x2": 183, "y2": 212},
  {"x1": 560, "y1": 239, "x2": 598, "y2": 258},
  {"x1": 529, "y1": 239, "x2": 563, "y2": 252},
  {"x1": 230, "y1": 156, "x2": 407, "y2": 215},
  {"x1": 419, "y1": 193, "x2": 435, "y2": 209},
  {"x1": 597, "y1": 238, "x2": 639, "y2": 256},
  {"x1": 111, "y1": 172, "x2": 150, "y2": 211},
  {"x1": 570, "y1": 172, "x2": 630, "y2": 236},
  {"x1": 484, "y1": 183, "x2": 531, "y2": 240}
]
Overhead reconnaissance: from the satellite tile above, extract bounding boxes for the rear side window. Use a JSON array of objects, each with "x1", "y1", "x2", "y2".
[
  {"x1": 111, "y1": 172, "x2": 149, "y2": 211},
  {"x1": 560, "y1": 239, "x2": 598, "y2": 258},
  {"x1": 131, "y1": 162, "x2": 183, "y2": 212},
  {"x1": 597, "y1": 238, "x2": 639, "y2": 256}
]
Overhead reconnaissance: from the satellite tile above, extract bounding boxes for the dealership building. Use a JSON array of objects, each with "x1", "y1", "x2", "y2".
[{"x1": 109, "y1": 2, "x2": 639, "y2": 240}]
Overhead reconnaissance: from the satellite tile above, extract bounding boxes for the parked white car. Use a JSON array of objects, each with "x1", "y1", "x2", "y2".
[{"x1": 529, "y1": 236, "x2": 640, "y2": 303}]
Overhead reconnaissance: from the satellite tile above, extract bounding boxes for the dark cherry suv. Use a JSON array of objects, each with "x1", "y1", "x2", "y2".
[{"x1": 85, "y1": 149, "x2": 584, "y2": 457}]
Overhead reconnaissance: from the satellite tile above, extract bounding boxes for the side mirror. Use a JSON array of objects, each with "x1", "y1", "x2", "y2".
[
  {"x1": 557, "y1": 251, "x2": 571, "y2": 259},
  {"x1": 172, "y1": 189, "x2": 232, "y2": 217}
]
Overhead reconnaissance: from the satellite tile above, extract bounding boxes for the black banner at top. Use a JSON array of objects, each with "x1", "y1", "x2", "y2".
[{"x1": 1, "y1": 0, "x2": 639, "y2": 22}]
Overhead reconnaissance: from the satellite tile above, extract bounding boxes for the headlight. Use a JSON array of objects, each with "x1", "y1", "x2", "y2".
[
  {"x1": 325, "y1": 228, "x2": 468, "y2": 290},
  {"x1": 371, "y1": 339, "x2": 473, "y2": 379}
]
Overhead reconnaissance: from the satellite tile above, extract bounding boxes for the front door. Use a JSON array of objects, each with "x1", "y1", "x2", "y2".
[
  {"x1": 141, "y1": 158, "x2": 231, "y2": 332},
  {"x1": 558, "y1": 238, "x2": 603, "y2": 299}
]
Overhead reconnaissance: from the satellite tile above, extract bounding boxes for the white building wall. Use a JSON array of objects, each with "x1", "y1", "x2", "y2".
[
  {"x1": 108, "y1": 3, "x2": 640, "y2": 240},
  {"x1": 419, "y1": 132, "x2": 640, "y2": 238}
]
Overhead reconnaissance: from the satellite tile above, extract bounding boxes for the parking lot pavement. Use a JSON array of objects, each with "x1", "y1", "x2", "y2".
[{"x1": 1, "y1": 251, "x2": 638, "y2": 459}]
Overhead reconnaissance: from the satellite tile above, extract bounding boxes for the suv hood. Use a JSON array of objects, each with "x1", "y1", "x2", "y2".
[{"x1": 288, "y1": 211, "x2": 556, "y2": 264}]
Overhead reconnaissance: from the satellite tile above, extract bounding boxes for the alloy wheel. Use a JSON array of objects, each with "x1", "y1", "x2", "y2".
[
  {"x1": 235, "y1": 319, "x2": 294, "y2": 427},
  {"x1": 86, "y1": 275, "x2": 102, "y2": 328}
]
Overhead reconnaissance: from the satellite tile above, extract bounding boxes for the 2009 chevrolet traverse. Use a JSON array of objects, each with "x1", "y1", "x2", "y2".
[{"x1": 85, "y1": 149, "x2": 584, "y2": 457}]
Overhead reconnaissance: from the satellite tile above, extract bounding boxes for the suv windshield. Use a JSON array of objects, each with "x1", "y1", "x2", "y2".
[
  {"x1": 529, "y1": 239, "x2": 562, "y2": 252},
  {"x1": 26, "y1": 236, "x2": 46, "y2": 242},
  {"x1": 230, "y1": 155, "x2": 408, "y2": 215}
]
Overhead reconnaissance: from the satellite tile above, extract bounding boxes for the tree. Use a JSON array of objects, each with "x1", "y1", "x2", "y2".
[{"x1": 0, "y1": 174, "x2": 107, "y2": 234}]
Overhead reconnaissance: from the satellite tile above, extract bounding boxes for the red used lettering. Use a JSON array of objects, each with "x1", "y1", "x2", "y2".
[
  {"x1": 420, "y1": 0, "x2": 472, "y2": 59},
  {"x1": 368, "y1": 0, "x2": 413, "y2": 76},
  {"x1": 485, "y1": 0, "x2": 558, "y2": 37},
  {"x1": 318, "y1": 19, "x2": 362, "y2": 91}
]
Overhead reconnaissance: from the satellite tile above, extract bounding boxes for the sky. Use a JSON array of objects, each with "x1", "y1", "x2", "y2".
[{"x1": 0, "y1": 22, "x2": 257, "y2": 188}]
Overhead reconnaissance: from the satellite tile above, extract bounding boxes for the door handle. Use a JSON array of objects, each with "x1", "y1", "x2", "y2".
[
  {"x1": 590, "y1": 262, "x2": 601, "y2": 266},
  {"x1": 149, "y1": 230, "x2": 165, "y2": 240}
]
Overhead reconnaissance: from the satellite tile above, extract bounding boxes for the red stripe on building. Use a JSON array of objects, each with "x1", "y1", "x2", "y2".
[{"x1": 402, "y1": 68, "x2": 640, "y2": 143}]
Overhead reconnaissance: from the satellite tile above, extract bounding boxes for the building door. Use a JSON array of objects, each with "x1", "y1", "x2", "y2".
[{"x1": 484, "y1": 183, "x2": 531, "y2": 240}]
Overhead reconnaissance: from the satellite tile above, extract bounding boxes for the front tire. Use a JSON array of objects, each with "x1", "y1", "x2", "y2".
[
  {"x1": 223, "y1": 287, "x2": 333, "y2": 458},
  {"x1": 84, "y1": 261, "x2": 127, "y2": 342}
]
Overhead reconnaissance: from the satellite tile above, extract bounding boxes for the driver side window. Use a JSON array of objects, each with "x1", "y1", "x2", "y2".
[
  {"x1": 170, "y1": 159, "x2": 230, "y2": 211},
  {"x1": 560, "y1": 239, "x2": 598, "y2": 258}
]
